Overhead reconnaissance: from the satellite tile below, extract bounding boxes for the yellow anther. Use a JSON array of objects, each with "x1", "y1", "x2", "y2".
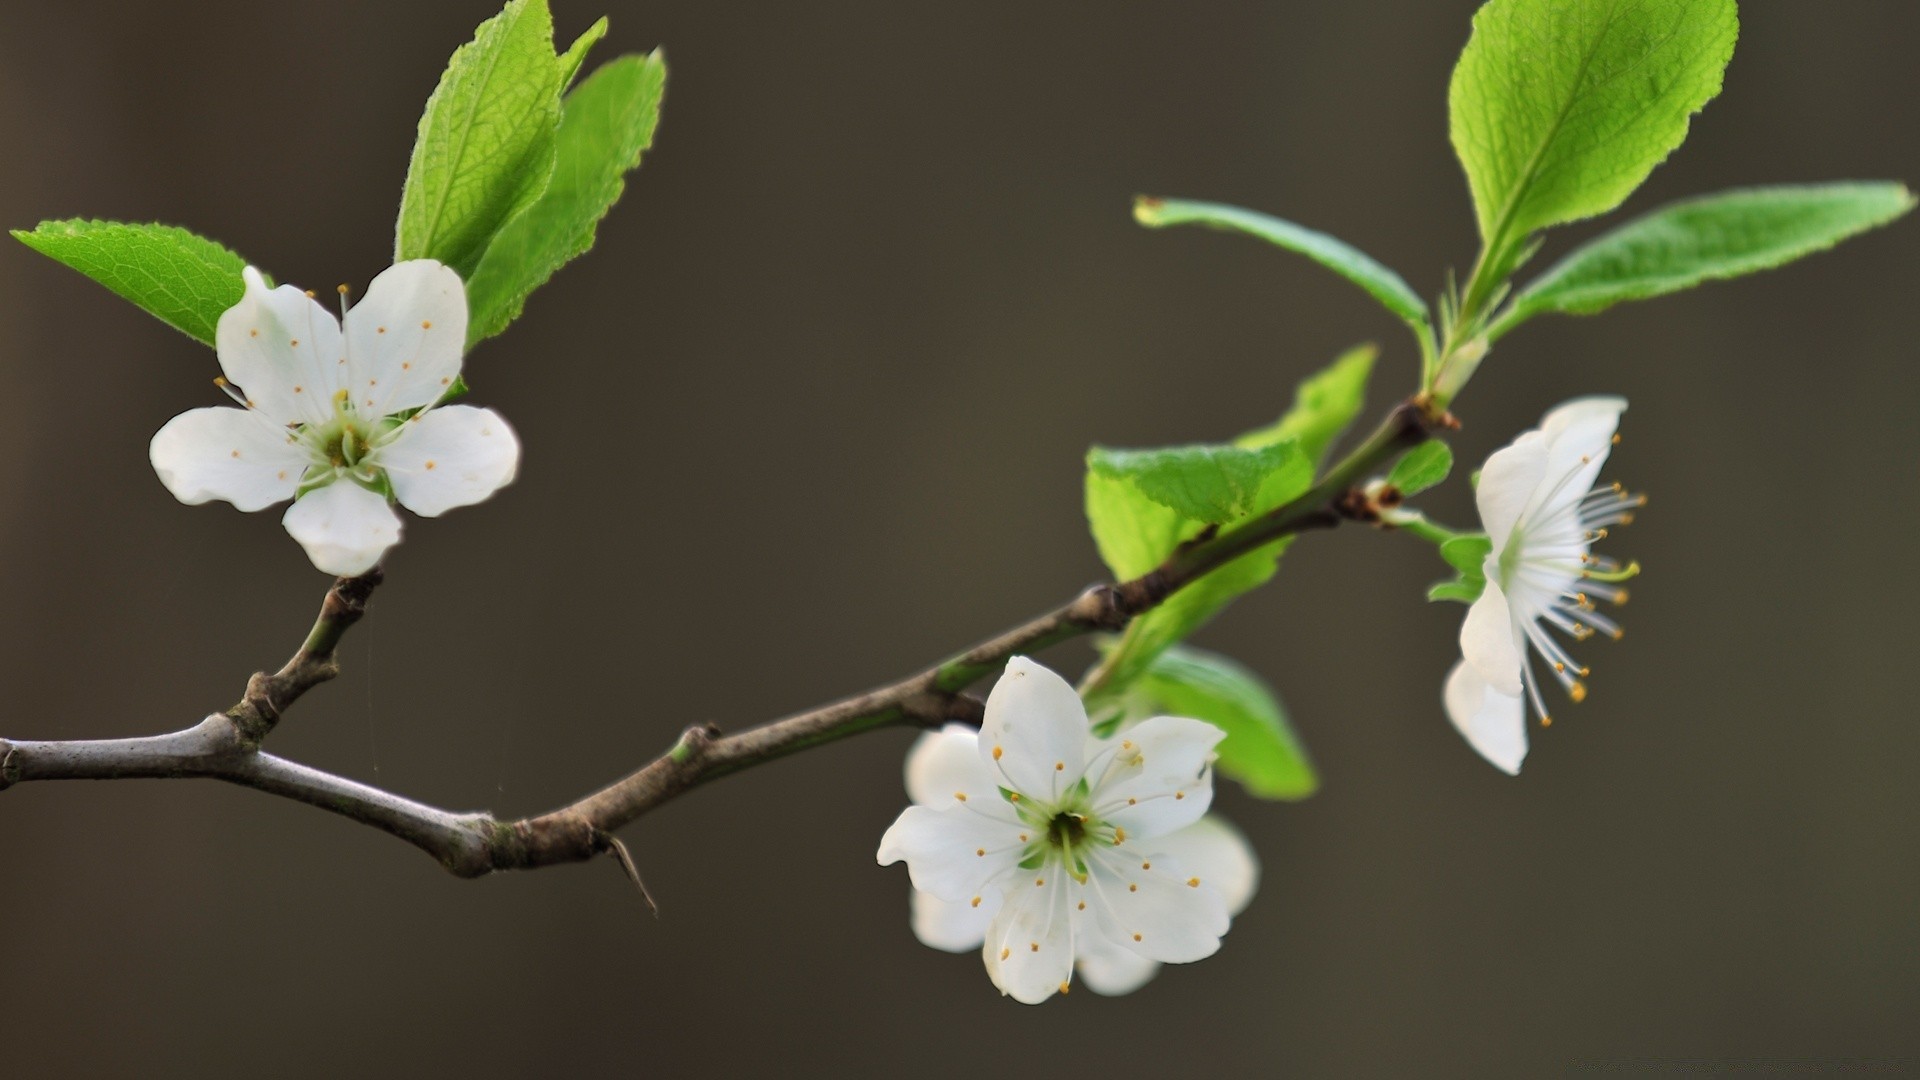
[
  {"x1": 1029, "y1": 943, "x2": 1039, "y2": 953},
  {"x1": 975, "y1": 848, "x2": 985, "y2": 857},
  {"x1": 1008, "y1": 793, "x2": 1020, "y2": 802},
  {"x1": 230, "y1": 449, "x2": 240, "y2": 459},
  {"x1": 1058, "y1": 982, "x2": 1070, "y2": 995},
  {"x1": 1140, "y1": 861, "x2": 1151, "y2": 871},
  {"x1": 303, "y1": 289, "x2": 316, "y2": 298},
  {"x1": 1554, "y1": 662, "x2": 1566, "y2": 673},
  {"x1": 1132, "y1": 933, "x2": 1143, "y2": 942},
  {"x1": 1187, "y1": 877, "x2": 1201, "y2": 888},
  {"x1": 1611, "y1": 434, "x2": 1621, "y2": 445},
  {"x1": 1113, "y1": 827, "x2": 1126, "y2": 844},
  {"x1": 1000, "y1": 948, "x2": 1010, "y2": 960},
  {"x1": 1077, "y1": 901, "x2": 1086, "y2": 911},
  {"x1": 1610, "y1": 628, "x2": 1625, "y2": 641},
  {"x1": 1611, "y1": 482, "x2": 1624, "y2": 494},
  {"x1": 289, "y1": 339, "x2": 299, "y2": 347},
  {"x1": 1035, "y1": 878, "x2": 1045, "y2": 887},
  {"x1": 1128, "y1": 884, "x2": 1138, "y2": 893},
  {"x1": 970, "y1": 896, "x2": 981, "y2": 908},
  {"x1": 992, "y1": 746, "x2": 1003, "y2": 760},
  {"x1": 1614, "y1": 590, "x2": 1630, "y2": 606},
  {"x1": 337, "y1": 284, "x2": 349, "y2": 295},
  {"x1": 1018, "y1": 834, "x2": 1028, "y2": 843},
  {"x1": 424, "y1": 461, "x2": 437, "y2": 470},
  {"x1": 1174, "y1": 791, "x2": 1185, "y2": 800},
  {"x1": 1579, "y1": 666, "x2": 1591, "y2": 677},
  {"x1": 1619, "y1": 513, "x2": 1636, "y2": 526},
  {"x1": 1055, "y1": 761, "x2": 1065, "y2": 772},
  {"x1": 213, "y1": 376, "x2": 229, "y2": 387},
  {"x1": 1580, "y1": 454, "x2": 1591, "y2": 464},
  {"x1": 249, "y1": 329, "x2": 259, "y2": 338},
  {"x1": 1541, "y1": 714, "x2": 1554, "y2": 727},
  {"x1": 421, "y1": 320, "x2": 433, "y2": 330},
  {"x1": 953, "y1": 792, "x2": 967, "y2": 802},
  {"x1": 1569, "y1": 681, "x2": 1588, "y2": 704},
  {"x1": 1121, "y1": 740, "x2": 1133, "y2": 750},
  {"x1": 1127, "y1": 797, "x2": 1137, "y2": 806},
  {"x1": 377, "y1": 326, "x2": 387, "y2": 334}
]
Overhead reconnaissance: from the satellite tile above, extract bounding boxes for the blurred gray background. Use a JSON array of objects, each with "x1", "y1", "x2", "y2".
[{"x1": 0, "y1": 1, "x2": 1914, "y2": 1076}]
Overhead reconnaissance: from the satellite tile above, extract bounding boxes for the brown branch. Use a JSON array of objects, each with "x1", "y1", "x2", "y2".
[{"x1": 0, "y1": 402, "x2": 1435, "y2": 880}]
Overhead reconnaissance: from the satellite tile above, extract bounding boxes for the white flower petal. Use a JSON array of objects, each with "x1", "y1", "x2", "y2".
[
  {"x1": 978, "y1": 656, "x2": 1089, "y2": 800},
  {"x1": 1084, "y1": 846, "x2": 1227, "y2": 965},
  {"x1": 1444, "y1": 659, "x2": 1528, "y2": 775},
  {"x1": 377, "y1": 405, "x2": 520, "y2": 517},
  {"x1": 1459, "y1": 579, "x2": 1525, "y2": 697},
  {"x1": 1074, "y1": 934, "x2": 1162, "y2": 997},
  {"x1": 910, "y1": 886, "x2": 999, "y2": 953},
  {"x1": 905, "y1": 725, "x2": 1002, "y2": 810},
  {"x1": 149, "y1": 407, "x2": 309, "y2": 511},
  {"x1": 215, "y1": 266, "x2": 343, "y2": 427},
  {"x1": 981, "y1": 873, "x2": 1075, "y2": 1004},
  {"x1": 1534, "y1": 396, "x2": 1626, "y2": 523},
  {"x1": 1090, "y1": 716, "x2": 1224, "y2": 838},
  {"x1": 876, "y1": 804, "x2": 1028, "y2": 903},
  {"x1": 1475, "y1": 428, "x2": 1547, "y2": 560},
  {"x1": 281, "y1": 480, "x2": 402, "y2": 576},
  {"x1": 1146, "y1": 816, "x2": 1259, "y2": 916},
  {"x1": 344, "y1": 260, "x2": 467, "y2": 416}
]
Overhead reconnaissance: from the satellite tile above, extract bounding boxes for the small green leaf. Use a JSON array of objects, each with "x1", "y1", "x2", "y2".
[
  {"x1": 1234, "y1": 343, "x2": 1376, "y2": 467},
  {"x1": 1135, "y1": 197, "x2": 1429, "y2": 331},
  {"x1": 1450, "y1": 0, "x2": 1739, "y2": 269},
  {"x1": 12, "y1": 219, "x2": 256, "y2": 346},
  {"x1": 557, "y1": 16, "x2": 610, "y2": 90},
  {"x1": 1428, "y1": 579, "x2": 1485, "y2": 604},
  {"x1": 1387, "y1": 440, "x2": 1453, "y2": 497},
  {"x1": 1498, "y1": 183, "x2": 1917, "y2": 335},
  {"x1": 1088, "y1": 441, "x2": 1302, "y2": 525},
  {"x1": 1440, "y1": 534, "x2": 1493, "y2": 576},
  {"x1": 1122, "y1": 645, "x2": 1316, "y2": 800},
  {"x1": 396, "y1": 0, "x2": 562, "y2": 279},
  {"x1": 466, "y1": 50, "x2": 667, "y2": 346}
]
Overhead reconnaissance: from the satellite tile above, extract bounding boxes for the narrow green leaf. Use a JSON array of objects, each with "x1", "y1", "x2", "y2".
[
  {"x1": 1135, "y1": 197, "x2": 1429, "y2": 330},
  {"x1": 1450, "y1": 0, "x2": 1739, "y2": 266},
  {"x1": 1387, "y1": 440, "x2": 1453, "y2": 497},
  {"x1": 1124, "y1": 645, "x2": 1316, "y2": 800},
  {"x1": 396, "y1": 0, "x2": 562, "y2": 279},
  {"x1": 1498, "y1": 183, "x2": 1917, "y2": 333},
  {"x1": 558, "y1": 16, "x2": 610, "y2": 90},
  {"x1": 1234, "y1": 343, "x2": 1376, "y2": 467},
  {"x1": 12, "y1": 219, "x2": 255, "y2": 346},
  {"x1": 466, "y1": 51, "x2": 668, "y2": 346},
  {"x1": 1440, "y1": 534, "x2": 1493, "y2": 576},
  {"x1": 1088, "y1": 442, "x2": 1302, "y2": 525}
]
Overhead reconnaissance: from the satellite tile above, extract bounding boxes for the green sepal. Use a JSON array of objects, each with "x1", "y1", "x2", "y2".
[{"x1": 1387, "y1": 440, "x2": 1453, "y2": 497}]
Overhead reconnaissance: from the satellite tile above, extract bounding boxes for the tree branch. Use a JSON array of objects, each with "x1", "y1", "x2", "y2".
[{"x1": 0, "y1": 401, "x2": 1433, "y2": 880}]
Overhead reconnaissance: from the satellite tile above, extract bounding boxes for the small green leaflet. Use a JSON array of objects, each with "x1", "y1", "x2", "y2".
[
  {"x1": 1234, "y1": 343, "x2": 1376, "y2": 466},
  {"x1": 1387, "y1": 439, "x2": 1453, "y2": 497},
  {"x1": 1134, "y1": 197, "x2": 1429, "y2": 333},
  {"x1": 1429, "y1": 534, "x2": 1492, "y2": 604},
  {"x1": 11, "y1": 220, "x2": 256, "y2": 347},
  {"x1": 558, "y1": 16, "x2": 609, "y2": 90},
  {"x1": 1496, "y1": 183, "x2": 1917, "y2": 336},
  {"x1": 1118, "y1": 645, "x2": 1316, "y2": 800},
  {"x1": 467, "y1": 51, "x2": 667, "y2": 346},
  {"x1": 1450, "y1": 0, "x2": 1739, "y2": 269},
  {"x1": 395, "y1": 0, "x2": 563, "y2": 280},
  {"x1": 1083, "y1": 346, "x2": 1372, "y2": 694},
  {"x1": 1087, "y1": 442, "x2": 1302, "y2": 525}
]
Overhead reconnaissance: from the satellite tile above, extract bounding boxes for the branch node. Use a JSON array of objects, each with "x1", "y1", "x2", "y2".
[{"x1": 668, "y1": 724, "x2": 720, "y2": 765}]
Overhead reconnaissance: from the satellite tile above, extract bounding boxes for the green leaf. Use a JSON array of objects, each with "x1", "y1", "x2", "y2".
[
  {"x1": 1088, "y1": 442, "x2": 1302, "y2": 525},
  {"x1": 1450, "y1": 0, "x2": 1739, "y2": 267},
  {"x1": 1440, "y1": 534, "x2": 1492, "y2": 576},
  {"x1": 466, "y1": 51, "x2": 667, "y2": 346},
  {"x1": 1498, "y1": 183, "x2": 1917, "y2": 333},
  {"x1": 12, "y1": 219, "x2": 255, "y2": 346},
  {"x1": 1135, "y1": 197, "x2": 1429, "y2": 331},
  {"x1": 1123, "y1": 645, "x2": 1316, "y2": 800},
  {"x1": 1387, "y1": 439, "x2": 1453, "y2": 497},
  {"x1": 1428, "y1": 580, "x2": 1485, "y2": 604},
  {"x1": 1234, "y1": 343, "x2": 1376, "y2": 467},
  {"x1": 557, "y1": 16, "x2": 609, "y2": 90},
  {"x1": 396, "y1": 0, "x2": 562, "y2": 280}
]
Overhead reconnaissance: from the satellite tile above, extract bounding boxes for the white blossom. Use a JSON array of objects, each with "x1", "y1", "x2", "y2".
[
  {"x1": 1446, "y1": 396, "x2": 1643, "y2": 774},
  {"x1": 150, "y1": 262, "x2": 519, "y2": 575},
  {"x1": 878, "y1": 657, "x2": 1257, "y2": 1003}
]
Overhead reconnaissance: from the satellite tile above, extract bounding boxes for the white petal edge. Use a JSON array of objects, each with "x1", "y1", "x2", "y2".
[
  {"x1": 1444, "y1": 659, "x2": 1527, "y2": 775},
  {"x1": 150, "y1": 407, "x2": 309, "y2": 512},
  {"x1": 909, "y1": 887, "x2": 999, "y2": 954},
  {"x1": 1091, "y1": 715, "x2": 1224, "y2": 839},
  {"x1": 343, "y1": 260, "x2": 468, "y2": 416},
  {"x1": 1459, "y1": 579, "x2": 1525, "y2": 697},
  {"x1": 1075, "y1": 934, "x2": 1162, "y2": 997},
  {"x1": 214, "y1": 266, "x2": 343, "y2": 427},
  {"x1": 1146, "y1": 816, "x2": 1259, "y2": 916},
  {"x1": 981, "y1": 873, "x2": 1074, "y2": 1004},
  {"x1": 977, "y1": 656, "x2": 1089, "y2": 801},
  {"x1": 1475, "y1": 428, "x2": 1547, "y2": 562},
  {"x1": 905, "y1": 725, "x2": 1003, "y2": 811},
  {"x1": 1084, "y1": 845, "x2": 1228, "y2": 965},
  {"x1": 281, "y1": 480, "x2": 403, "y2": 576},
  {"x1": 876, "y1": 804, "x2": 1027, "y2": 904},
  {"x1": 378, "y1": 406, "x2": 520, "y2": 518}
]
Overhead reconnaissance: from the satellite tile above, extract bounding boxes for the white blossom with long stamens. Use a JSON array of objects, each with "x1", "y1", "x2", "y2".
[
  {"x1": 878, "y1": 656, "x2": 1257, "y2": 1003},
  {"x1": 149, "y1": 262, "x2": 519, "y2": 575},
  {"x1": 1446, "y1": 396, "x2": 1643, "y2": 774}
]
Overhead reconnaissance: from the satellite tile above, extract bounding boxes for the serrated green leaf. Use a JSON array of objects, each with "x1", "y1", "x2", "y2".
[
  {"x1": 1428, "y1": 579, "x2": 1486, "y2": 604},
  {"x1": 1440, "y1": 534, "x2": 1493, "y2": 576},
  {"x1": 396, "y1": 0, "x2": 562, "y2": 280},
  {"x1": 1135, "y1": 197, "x2": 1430, "y2": 331},
  {"x1": 1234, "y1": 343, "x2": 1375, "y2": 467},
  {"x1": 1450, "y1": 0, "x2": 1739, "y2": 271},
  {"x1": 466, "y1": 51, "x2": 667, "y2": 346},
  {"x1": 1388, "y1": 440, "x2": 1453, "y2": 497},
  {"x1": 12, "y1": 220, "x2": 256, "y2": 346},
  {"x1": 1088, "y1": 441, "x2": 1302, "y2": 525},
  {"x1": 1497, "y1": 183, "x2": 1916, "y2": 335},
  {"x1": 557, "y1": 16, "x2": 609, "y2": 90},
  {"x1": 1123, "y1": 645, "x2": 1316, "y2": 800}
]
